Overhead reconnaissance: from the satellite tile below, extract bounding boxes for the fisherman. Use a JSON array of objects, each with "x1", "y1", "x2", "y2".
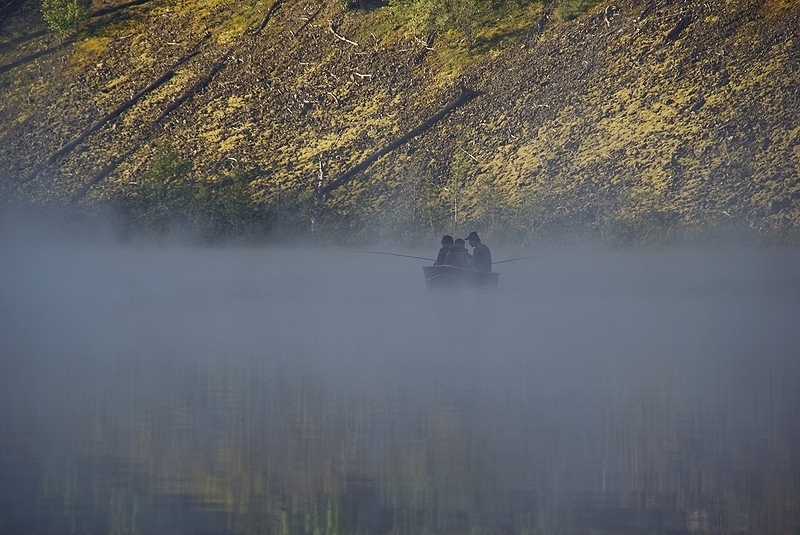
[
  {"x1": 466, "y1": 231, "x2": 492, "y2": 272},
  {"x1": 434, "y1": 235, "x2": 453, "y2": 265},
  {"x1": 444, "y1": 238, "x2": 473, "y2": 269}
]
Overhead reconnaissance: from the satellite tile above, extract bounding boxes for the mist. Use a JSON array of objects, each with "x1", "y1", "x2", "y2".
[{"x1": 1, "y1": 225, "x2": 799, "y2": 534}]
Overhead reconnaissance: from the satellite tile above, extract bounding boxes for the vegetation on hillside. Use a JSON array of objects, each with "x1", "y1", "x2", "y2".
[
  {"x1": 119, "y1": 142, "x2": 269, "y2": 239},
  {"x1": 0, "y1": 0, "x2": 797, "y2": 245},
  {"x1": 40, "y1": 0, "x2": 88, "y2": 37}
]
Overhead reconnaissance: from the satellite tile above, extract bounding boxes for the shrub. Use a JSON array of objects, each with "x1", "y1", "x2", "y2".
[
  {"x1": 124, "y1": 143, "x2": 196, "y2": 235},
  {"x1": 390, "y1": 0, "x2": 492, "y2": 48},
  {"x1": 41, "y1": 0, "x2": 90, "y2": 38},
  {"x1": 195, "y1": 164, "x2": 262, "y2": 239}
]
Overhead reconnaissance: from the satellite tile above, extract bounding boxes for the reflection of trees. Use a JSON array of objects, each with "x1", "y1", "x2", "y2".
[{"x1": 19, "y1": 359, "x2": 800, "y2": 535}]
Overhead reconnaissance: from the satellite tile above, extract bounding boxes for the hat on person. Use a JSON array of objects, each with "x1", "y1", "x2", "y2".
[
  {"x1": 454, "y1": 238, "x2": 465, "y2": 245},
  {"x1": 466, "y1": 231, "x2": 480, "y2": 241}
]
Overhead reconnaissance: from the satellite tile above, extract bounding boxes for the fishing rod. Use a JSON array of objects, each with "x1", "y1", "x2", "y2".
[
  {"x1": 355, "y1": 251, "x2": 553, "y2": 264},
  {"x1": 493, "y1": 254, "x2": 555, "y2": 265},
  {"x1": 353, "y1": 251, "x2": 437, "y2": 262}
]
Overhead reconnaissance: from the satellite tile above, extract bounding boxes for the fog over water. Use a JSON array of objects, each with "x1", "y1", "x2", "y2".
[{"x1": 1, "y1": 231, "x2": 799, "y2": 534}]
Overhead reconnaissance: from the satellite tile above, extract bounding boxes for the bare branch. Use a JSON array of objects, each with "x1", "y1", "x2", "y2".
[
  {"x1": 459, "y1": 147, "x2": 478, "y2": 163},
  {"x1": 413, "y1": 34, "x2": 433, "y2": 50},
  {"x1": 604, "y1": 5, "x2": 614, "y2": 26},
  {"x1": 329, "y1": 22, "x2": 358, "y2": 46}
]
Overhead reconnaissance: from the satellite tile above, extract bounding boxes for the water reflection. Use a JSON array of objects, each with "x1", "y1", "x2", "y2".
[{"x1": 1, "y1": 246, "x2": 798, "y2": 534}]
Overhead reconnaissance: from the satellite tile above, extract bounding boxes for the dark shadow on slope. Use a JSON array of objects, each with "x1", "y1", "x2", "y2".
[
  {"x1": 665, "y1": 12, "x2": 693, "y2": 42},
  {"x1": 0, "y1": 0, "x2": 26, "y2": 27},
  {"x1": 90, "y1": 0, "x2": 154, "y2": 19},
  {"x1": 0, "y1": 42, "x2": 64, "y2": 74},
  {"x1": 342, "y1": 0, "x2": 388, "y2": 13},
  {"x1": 0, "y1": 28, "x2": 46, "y2": 51}
]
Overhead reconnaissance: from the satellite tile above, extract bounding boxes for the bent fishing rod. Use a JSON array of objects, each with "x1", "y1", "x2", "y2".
[
  {"x1": 492, "y1": 254, "x2": 555, "y2": 265},
  {"x1": 353, "y1": 251, "x2": 437, "y2": 262},
  {"x1": 353, "y1": 251, "x2": 555, "y2": 264}
]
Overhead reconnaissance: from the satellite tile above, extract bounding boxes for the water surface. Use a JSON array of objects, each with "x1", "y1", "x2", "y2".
[{"x1": 1, "y1": 243, "x2": 798, "y2": 534}]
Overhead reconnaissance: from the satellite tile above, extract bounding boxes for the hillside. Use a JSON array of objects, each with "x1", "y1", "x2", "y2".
[{"x1": 0, "y1": 0, "x2": 798, "y2": 244}]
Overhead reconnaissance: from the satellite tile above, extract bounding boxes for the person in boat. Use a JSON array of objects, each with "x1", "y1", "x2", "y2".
[
  {"x1": 434, "y1": 235, "x2": 453, "y2": 265},
  {"x1": 443, "y1": 238, "x2": 473, "y2": 269},
  {"x1": 466, "y1": 231, "x2": 492, "y2": 272}
]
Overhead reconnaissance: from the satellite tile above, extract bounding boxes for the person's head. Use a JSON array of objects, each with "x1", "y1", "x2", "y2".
[
  {"x1": 466, "y1": 231, "x2": 481, "y2": 246},
  {"x1": 441, "y1": 235, "x2": 453, "y2": 246},
  {"x1": 454, "y1": 238, "x2": 466, "y2": 246}
]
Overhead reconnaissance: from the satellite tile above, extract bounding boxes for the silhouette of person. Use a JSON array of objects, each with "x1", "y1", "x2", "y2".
[
  {"x1": 444, "y1": 238, "x2": 473, "y2": 269},
  {"x1": 434, "y1": 235, "x2": 453, "y2": 265},
  {"x1": 466, "y1": 231, "x2": 491, "y2": 272}
]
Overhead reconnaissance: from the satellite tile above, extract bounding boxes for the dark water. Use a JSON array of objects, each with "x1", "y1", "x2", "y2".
[{"x1": 1, "y1": 242, "x2": 799, "y2": 534}]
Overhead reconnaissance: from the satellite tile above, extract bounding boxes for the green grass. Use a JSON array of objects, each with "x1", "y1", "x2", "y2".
[{"x1": 551, "y1": 0, "x2": 604, "y2": 20}]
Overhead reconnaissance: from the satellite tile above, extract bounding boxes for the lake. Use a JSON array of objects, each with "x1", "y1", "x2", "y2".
[{"x1": 1, "y1": 242, "x2": 799, "y2": 534}]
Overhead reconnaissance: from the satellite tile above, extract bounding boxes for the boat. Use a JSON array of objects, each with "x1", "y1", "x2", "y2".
[{"x1": 422, "y1": 265, "x2": 499, "y2": 288}]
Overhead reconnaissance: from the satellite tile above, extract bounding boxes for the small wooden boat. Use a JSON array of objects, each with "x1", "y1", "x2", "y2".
[{"x1": 422, "y1": 265, "x2": 499, "y2": 288}]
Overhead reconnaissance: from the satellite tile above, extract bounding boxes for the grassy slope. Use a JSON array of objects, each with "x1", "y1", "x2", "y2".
[{"x1": 0, "y1": 0, "x2": 798, "y2": 244}]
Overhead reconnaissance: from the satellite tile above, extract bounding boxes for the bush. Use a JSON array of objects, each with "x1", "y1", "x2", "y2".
[
  {"x1": 195, "y1": 164, "x2": 263, "y2": 239},
  {"x1": 121, "y1": 146, "x2": 274, "y2": 241},
  {"x1": 124, "y1": 143, "x2": 196, "y2": 235},
  {"x1": 390, "y1": 0, "x2": 492, "y2": 48},
  {"x1": 41, "y1": 0, "x2": 90, "y2": 38}
]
